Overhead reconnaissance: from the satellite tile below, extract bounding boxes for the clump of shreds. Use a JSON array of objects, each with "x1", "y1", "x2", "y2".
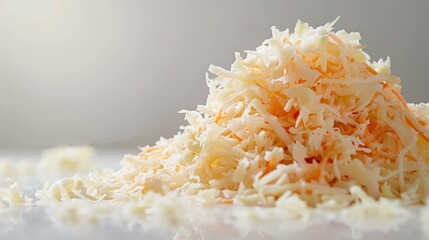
[{"x1": 37, "y1": 19, "x2": 429, "y2": 209}]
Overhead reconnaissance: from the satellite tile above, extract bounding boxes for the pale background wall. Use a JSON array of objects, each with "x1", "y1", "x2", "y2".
[{"x1": 0, "y1": 0, "x2": 428, "y2": 148}]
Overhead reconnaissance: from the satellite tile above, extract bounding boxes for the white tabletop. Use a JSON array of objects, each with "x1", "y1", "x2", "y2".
[{"x1": 0, "y1": 147, "x2": 425, "y2": 240}]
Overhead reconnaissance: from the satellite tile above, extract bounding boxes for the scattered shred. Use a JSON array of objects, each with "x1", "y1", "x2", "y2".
[
  {"x1": 339, "y1": 186, "x2": 410, "y2": 232},
  {"x1": 36, "y1": 19, "x2": 429, "y2": 212},
  {"x1": 39, "y1": 146, "x2": 94, "y2": 173},
  {"x1": 0, "y1": 178, "x2": 32, "y2": 208},
  {"x1": 0, "y1": 159, "x2": 32, "y2": 177}
]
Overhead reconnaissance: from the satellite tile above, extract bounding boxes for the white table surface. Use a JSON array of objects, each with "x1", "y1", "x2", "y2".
[{"x1": 0, "y1": 147, "x2": 426, "y2": 240}]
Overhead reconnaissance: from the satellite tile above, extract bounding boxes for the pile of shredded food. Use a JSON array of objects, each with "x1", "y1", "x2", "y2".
[{"x1": 37, "y1": 19, "x2": 429, "y2": 209}]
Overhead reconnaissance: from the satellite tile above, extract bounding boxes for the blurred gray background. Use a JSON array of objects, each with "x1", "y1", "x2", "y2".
[{"x1": 0, "y1": 0, "x2": 428, "y2": 148}]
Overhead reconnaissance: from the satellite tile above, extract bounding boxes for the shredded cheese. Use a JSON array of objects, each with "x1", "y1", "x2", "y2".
[
  {"x1": 0, "y1": 178, "x2": 32, "y2": 207},
  {"x1": 36, "y1": 19, "x2": 429, "y2": 210},
  {"x1": 339, "y1": 186, "x2": 410, "y2": 233},
  {"x1": 39, "y1": 146, "x2": 94, "y2": 174},
  {"x1": 0, "y1": 159, "x2": 32, "y2": 177}
]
